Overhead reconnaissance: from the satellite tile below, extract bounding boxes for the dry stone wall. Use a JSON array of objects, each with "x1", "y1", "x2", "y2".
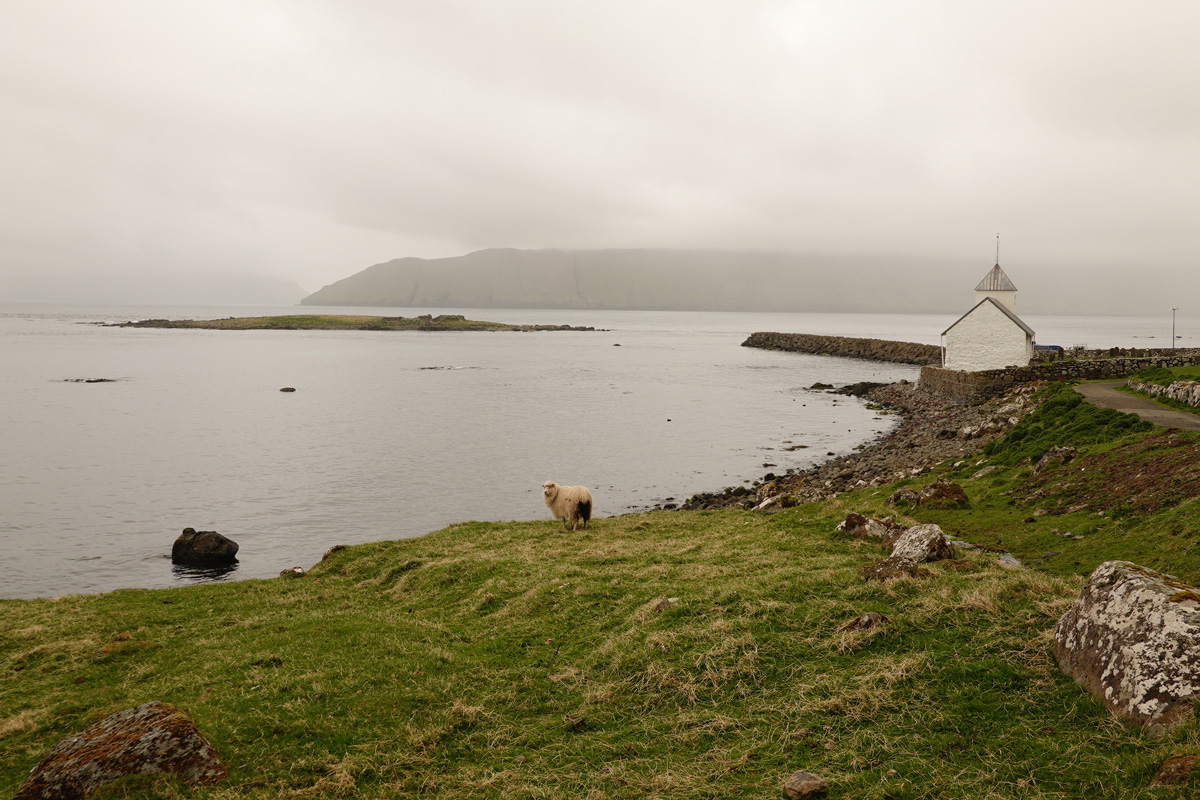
[
  {"x1": 742, "y1": 332, "x2": 941, "y2": 365},
  {"x1": 922, "y1": 352, "x2": 1200, "y2": 404},
  {"x1": 1054, "y1": 346, "x2": 1200, "y2": 361},
  {"x1": 1128, "y1": 379, "x2": 1200, "y2": 409}
]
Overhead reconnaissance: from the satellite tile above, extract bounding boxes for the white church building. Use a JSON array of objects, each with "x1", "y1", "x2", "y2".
[{"x1": 940, "y1": 262, "x2": 1035, "y2": 371}]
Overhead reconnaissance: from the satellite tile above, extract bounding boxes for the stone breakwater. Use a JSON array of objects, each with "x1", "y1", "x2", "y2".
[
  {"x1": 742, "y1": 332, "x2": 941, "y2": 366},
  {"x1": 1128, "y1": 379, "x2": 1200, "y2": 409},
  {"x1": 674, "y1": 380, "x2": 1040, "y2": 511}
]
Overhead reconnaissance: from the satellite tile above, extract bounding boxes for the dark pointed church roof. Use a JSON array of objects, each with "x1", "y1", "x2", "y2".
[{"x1": 975, "y1": 263, "x2": 1017, "y2": 292}]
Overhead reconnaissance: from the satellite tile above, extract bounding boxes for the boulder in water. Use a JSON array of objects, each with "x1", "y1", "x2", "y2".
[{"x1": 171, "y1": 528, "x2": 238, "y2": 565}]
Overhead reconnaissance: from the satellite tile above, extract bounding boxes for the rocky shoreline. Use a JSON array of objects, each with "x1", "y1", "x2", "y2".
[{"x1": 668, "y1": 379, "x2": 1041, "y2": 512}]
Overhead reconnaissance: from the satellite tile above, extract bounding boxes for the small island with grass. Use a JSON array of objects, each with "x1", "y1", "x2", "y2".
[{"x1": 107, "y1": 313, "x2": 600, "y2": 332}]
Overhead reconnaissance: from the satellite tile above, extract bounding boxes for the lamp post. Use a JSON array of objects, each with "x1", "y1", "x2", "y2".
[{"x1": 1172, "y1": 307, "x2": 1179, "y2": 349}]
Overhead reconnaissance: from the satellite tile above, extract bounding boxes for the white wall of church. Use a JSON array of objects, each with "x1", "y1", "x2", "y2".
[{"x1": 943, "y1": 302, "x2": 1032, "y2": 371}]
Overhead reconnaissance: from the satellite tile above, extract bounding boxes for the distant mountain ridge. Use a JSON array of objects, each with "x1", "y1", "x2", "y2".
[
  {"x1": 301, "y1": 247, "x2": 1190, "y2": 316},
  {"x1": 301, "y1": 248, "x2": 970, "y2": 313}
]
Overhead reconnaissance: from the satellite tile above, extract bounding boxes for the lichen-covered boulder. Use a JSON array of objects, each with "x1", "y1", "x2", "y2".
[
  {"x1": 1151, "y1": 755, "x2": 1198, "y2": 787},
  {"x1": 891, "y1": 524, "x2": 955, "y2": 563},
  {"x1": 1055, "y1": 561, "x2": 1200, "y2": 735},
  {"x1": 1032, "y1": 445, "x2": 1078, "y2": 476},
  {"x1": 15, "y1": 701, "x2": 226, "y2": 799},
  {"x1": 886, "y1": 487, "x2": 919, "y2": 507},
  {"x1": 171, "y1": 528, "x2": 238, "y2": 565},
  {"x1": 834, "y1": 513, "x2": 890, "y2": 539},
  {"x1": 783, "y1": 769, "x2": 828, "y2": 798},
  {"x1": 861, "y1": 556, "x2": 930, "y2": 582},
  {"x1": 916, "y1": 479, "x2": 969, "y2": 509}
]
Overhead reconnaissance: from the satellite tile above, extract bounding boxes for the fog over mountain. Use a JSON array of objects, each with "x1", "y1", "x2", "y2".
[
  {"x1": 2, "y1": 4, "x2": 1198, "y2": 308},
  {"x1": 1, "y1": 272, "x2": 307, "y2": 306},
  {"x1": 302, "y1": 248, "x2": 1185, "y2": 316}
]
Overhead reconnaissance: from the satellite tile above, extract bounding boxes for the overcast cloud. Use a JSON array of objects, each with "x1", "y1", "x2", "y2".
[{"x1": 2, "y1": 1, "x2": 1197, "y2": 295}]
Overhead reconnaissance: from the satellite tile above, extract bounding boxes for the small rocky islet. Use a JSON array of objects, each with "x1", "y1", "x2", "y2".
[{"x1": 107, "y1": 313, "x2": 600, "y2": 332}]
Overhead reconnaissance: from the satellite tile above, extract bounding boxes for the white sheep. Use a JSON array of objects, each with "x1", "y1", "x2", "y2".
[{"x1": 541, "y1": 481, "x2": 593, "y2": 531}]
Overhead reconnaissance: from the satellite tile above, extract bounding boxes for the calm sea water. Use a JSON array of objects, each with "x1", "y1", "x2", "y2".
[{"x1": 0, "y1": 304, "x2": 1189, "y2": 599}]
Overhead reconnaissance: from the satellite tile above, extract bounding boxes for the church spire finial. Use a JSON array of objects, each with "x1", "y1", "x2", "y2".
[{"x1": 995, "y1": 233, "x2": 1000, "y2": 265}]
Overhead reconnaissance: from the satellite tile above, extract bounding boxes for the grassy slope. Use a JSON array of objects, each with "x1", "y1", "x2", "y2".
[
  {"x1": 901, "y1": 385, "x2": 1200, "y2": 584},
  {"x1": 5, "y1": 386, "x2": 1200, "y2": 798}
]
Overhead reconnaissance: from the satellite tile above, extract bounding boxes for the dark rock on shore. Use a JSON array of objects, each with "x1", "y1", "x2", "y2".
[
  {"x1": 834, "y1": 381, "x2": 888, "y2": 397},
  {"x1": 171, "y1": 528, "x2": 239, "y2": 565}
]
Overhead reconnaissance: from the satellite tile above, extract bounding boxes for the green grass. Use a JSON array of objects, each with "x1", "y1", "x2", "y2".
[
  {"x1": 856, "y1": 383, "x2": 1200, "y2": 584},
  {"x1": 1128, "y1": 366, "x2": 1200, "y2": 387},
  {"x1": 5, "y1": 506, "x2": 1200, "y2": 799},
  {"x1": 6, "y1": 383, "x2": 1200, "y2": 798},
  {"x1": 982, "y1": 383, "x2": 1152, "y2": 466}
]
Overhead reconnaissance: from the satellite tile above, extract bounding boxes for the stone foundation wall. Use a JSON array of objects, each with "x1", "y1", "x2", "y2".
[
  {"x1": 742, "y1": 332, "x2": 941, "y2": 365},
  {"x1": 922, "y1": 352, "x2": 1200, "y2": 403}
]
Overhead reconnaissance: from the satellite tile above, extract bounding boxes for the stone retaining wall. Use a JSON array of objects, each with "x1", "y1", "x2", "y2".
[
  {"x1": 922, "y1": 352, "x2": 1200, "y2": 403},
  {"x1": 1128, "y1": 380, "x2": 1200, "y2": 409},
  {"x1": 741, "y1": 332, "x2": 941, "y2": 365}
]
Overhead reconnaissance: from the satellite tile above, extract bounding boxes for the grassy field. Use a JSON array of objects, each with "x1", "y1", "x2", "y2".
[{"x1": 5, "y1": 385, "x2": 1200, "y2": 798}]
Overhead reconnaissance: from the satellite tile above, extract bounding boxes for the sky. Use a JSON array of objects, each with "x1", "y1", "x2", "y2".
[{"x1": 2, "y1": 1, "x2": 1198, "y2": 297}]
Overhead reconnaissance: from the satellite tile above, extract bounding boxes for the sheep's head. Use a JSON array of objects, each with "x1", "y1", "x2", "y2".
[{"x1": 542, "y1": 481, "x2": 558, "y2": 498}]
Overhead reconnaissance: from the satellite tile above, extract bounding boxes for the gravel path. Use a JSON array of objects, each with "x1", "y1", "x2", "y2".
[{"x1": 1074, "y1": 380, "x2": 1200, "y2": 432}]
